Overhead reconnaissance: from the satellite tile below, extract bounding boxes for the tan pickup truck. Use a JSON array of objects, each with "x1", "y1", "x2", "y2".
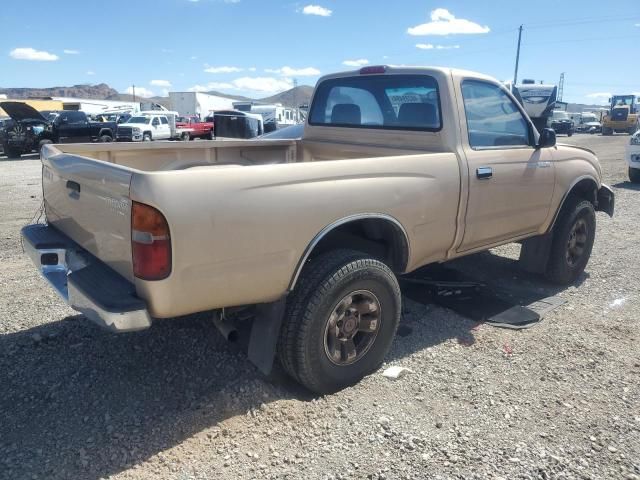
[{"x1": 22, "y1": 66, "x2": 614, "y2": 393}]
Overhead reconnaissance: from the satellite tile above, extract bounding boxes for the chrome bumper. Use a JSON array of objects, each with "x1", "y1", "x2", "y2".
[{"x1": 21, "y1": 224, "x2": 152, "y2": 332}]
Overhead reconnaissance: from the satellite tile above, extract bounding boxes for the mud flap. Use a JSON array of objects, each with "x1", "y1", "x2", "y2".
[
  {"x1": 247, "y1": 297, "x2": 287, "y2": 375},
  {"x1": 518, "y1": 233, "x2": 553, "y2": 275},
  {"x1": 596, "y1": 185, "x2": 615, "y2": 217}
]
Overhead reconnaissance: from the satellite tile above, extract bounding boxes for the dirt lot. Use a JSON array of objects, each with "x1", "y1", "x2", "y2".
[{"x1": 0, "y1": 136, "x2": 638, "y2": 480}]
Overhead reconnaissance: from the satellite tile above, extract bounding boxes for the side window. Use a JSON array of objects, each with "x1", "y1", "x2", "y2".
[
  {"x1": 160, "y1": 117, "x2": 168, "y2": 125},
  {"x1": 65, "y1": 111, "x2": 85, "y2": 123},
  {"x1": 152, "y1": 117, "x2": 160, "y2": 126},
  {"x1": 461, "y1": 80, "x2": 530, "y2": 148}
]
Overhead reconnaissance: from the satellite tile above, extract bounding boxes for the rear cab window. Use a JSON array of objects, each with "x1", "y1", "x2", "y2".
[{"x1": 309, "y1": 74, "x2": 442, "y2": 131}]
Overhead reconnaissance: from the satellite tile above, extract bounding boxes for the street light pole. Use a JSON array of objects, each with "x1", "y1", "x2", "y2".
[{"x1": 513, "y1": 25, "x2": 523, "y2": 85}]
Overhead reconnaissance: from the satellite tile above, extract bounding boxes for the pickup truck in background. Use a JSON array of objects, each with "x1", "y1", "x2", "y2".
[
  {"x1": 116, "y1": 112, "x2": 192, "y2": 142},
  {"x1": 0, "y1": 102, "x2": 116, "y2": 158},
  {"x1": 175, "y1": 115, "x2": 214, "y2": 140},
  {"x1": 22, "y1": 66, "x2": 614, "y2": 393}
]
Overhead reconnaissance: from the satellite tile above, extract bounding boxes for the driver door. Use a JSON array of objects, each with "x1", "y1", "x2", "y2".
[{"x1": 458, "y1": 80, "x2": 555, "y2": 252}]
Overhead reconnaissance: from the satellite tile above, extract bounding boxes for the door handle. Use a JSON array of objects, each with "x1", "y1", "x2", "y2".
[
  {"x1": 476, "y1": 167, "x2": 493, "y2": 179},
  {"x1": 66, "y1": 180, "x2": 81, "y2": 193}
]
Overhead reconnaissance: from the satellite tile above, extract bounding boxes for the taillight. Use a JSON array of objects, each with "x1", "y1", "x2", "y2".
[{"x1": 131, "y1": 201, "x2": 171, "y2": 280}]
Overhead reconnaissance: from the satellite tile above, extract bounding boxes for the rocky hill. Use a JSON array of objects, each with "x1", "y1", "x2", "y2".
[
  {"x1": 260, "y1": 85, "x2": 314, "y2": 108},
  {"x1": 0, "y1": 83, "x2": 120, "y2": 100}
]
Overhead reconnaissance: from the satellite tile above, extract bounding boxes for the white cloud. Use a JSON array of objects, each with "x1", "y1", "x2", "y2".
[
  {"x1": 248, "y1": 67, "x2": 256, "y2": 72},
  {"x1": 635, "y1": 23, "x2": 640, "y2": 27},
  {"x1": 86, "y1": 70, "x2": 95, "y2": 75},
  {"x1": 124, "y1": 86, "x2": 154, "y2": 98},
  {"x1": 204, "y1": 65, "x2": 243, "y2": 73},
  {"x1": 408, "y1": 8, "x2": 489, "y2": 36},
  {"x1": 150, "y1": 79, "x2": 172, "y2": 87},
  {"x1": 265, "y1": 66, "x2": 320, "y2": 76},
  {"x1": 232, "y1": 77, "x2": 293, "y2": 92},
  {"x1": 302, "y1": 4, "x2": 332, "y2": 16},
  {"x1": 63, "y1": 49, "x2": 80, "y2": 55},
  {"x1": 188, "y1": 77, "x2": 291, "y2": 93},
  {"x1": 586, "y1": 92, "x2": 611, "y2": 99},
  {"x1": 416, "y1": 43, "x2": 460, "y2": 50},
  {"x1": 9, "y1": 47, "x2": 59, "y2": 61},
  {"x1": 342, "y1": 59, "x2": 369, "y2": 67}
]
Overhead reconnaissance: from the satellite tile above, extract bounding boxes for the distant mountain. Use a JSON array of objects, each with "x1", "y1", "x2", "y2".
[
  {"x1": 205, "y1": 90, "x2": 253, "y2": 102},
  {"x1": 566, "y1": 103, "x2": 606, "y2": 113},
  {"x1": 260, "y1": 85, "x2": 314, "y2": 108},
  {"x1": 0, "y1": 83, "x2": 120, "y2": 100}
]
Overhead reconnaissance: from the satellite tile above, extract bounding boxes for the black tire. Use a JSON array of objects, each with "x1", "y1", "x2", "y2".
[
  {"x1": 545, "y1": 197, "x2": 596, "y2": 285},
  {"x1": 629, "y1": 167, "x2": 640, "y2": 183},
  {"x1": 567, "y1": 130, "x2": 573, "y2": 137},
  {"x1": 6, "y1": 146, "x2": 21, "y2": 159},
  {"x1": 143, "y1": 133, "x2": 152, "y2": 142},
  {"x1": 602, "y1": 127, "x2": 613, "y2": 136},
  {"x1": 277, "y1": 249, "x2": 401, "y2": 394},
  {"x1": 99, "y1": 135, "x2": 113, "y2": 142},
  {"x1": 207, "y1": 130, "x2": 214, "y2": 140}
]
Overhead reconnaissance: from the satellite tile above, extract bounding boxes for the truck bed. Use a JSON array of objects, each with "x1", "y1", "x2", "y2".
[{"x1": 40, "y1": 139, "x2": 460, "y2": 318}]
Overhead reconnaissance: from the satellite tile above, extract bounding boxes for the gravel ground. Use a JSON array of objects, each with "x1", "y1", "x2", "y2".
[{"x1": 0, "y1": 136, "x2": 638, "y2": 480}]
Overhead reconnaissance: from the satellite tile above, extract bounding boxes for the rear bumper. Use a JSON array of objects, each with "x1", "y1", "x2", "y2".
[{"x1": 21, "y1": 224, "x2": 152, "y2": 332}]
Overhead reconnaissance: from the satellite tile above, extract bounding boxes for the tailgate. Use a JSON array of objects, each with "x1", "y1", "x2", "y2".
[{"x1": 42, "y1": 147, "x2": 135, "y2": 281}]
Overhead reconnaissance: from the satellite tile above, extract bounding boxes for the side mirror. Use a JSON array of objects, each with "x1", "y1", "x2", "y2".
[{"x1": 537, "y1": 128, "x2": 556, "y2": 148}]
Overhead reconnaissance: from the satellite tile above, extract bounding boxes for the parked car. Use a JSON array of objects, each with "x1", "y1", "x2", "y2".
[
  {"x1": 116, "y1": 112, "x2": 192, "y2": 142},
  {"x1": 549, "y1": 110, "x2": 574, "y2": 136},
  {"x1": 576, "y1": 112, "x2": 602, "y2": 134},
  {"x1": 627, "y1": 131, "x2": 640, "y2": 182},
  {"x1": 22, "y1": 66, "x2": 614, "y2": 394},
  {"x1": 175, "y1": 115, "x2": 214, "y2": 140},
  {"x1": 0, "y1": 102, "x2": 116, "y2": 158}
]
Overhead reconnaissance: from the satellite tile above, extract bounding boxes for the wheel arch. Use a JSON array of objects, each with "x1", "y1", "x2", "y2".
[
  {"x1": 98, "y1": 128, "x2": 113, "y2": 137},
  {"x1": 288, "y1": 214, "x2": 410, "y2": 291},
  {"x1": 548, "y1": 175, "x2": 598, "y2": 232}
]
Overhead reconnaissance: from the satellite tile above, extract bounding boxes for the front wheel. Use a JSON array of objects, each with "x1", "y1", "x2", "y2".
[
  {"x1": 602, "y1": 127, "x2": 613, "y2": 136},
  {"x1": 99, "y1": 135, "x2": 113, "y2": 142},
  {"x1": 545, "y1": 197, "x2": 596, "y2": 285},
  {"x1": 5, "y1": 146, "x2": 21, "y2": 159},
  {"x1": 143, "y1": 133, "x2": 152, "y2": 142},
  {"x1": 277, "y1": 250, "x2": 401, "y2": 394},
  {"x1": 629, "y1": 167, "x2": 640, "y2": 183},
  {"x1": 567, "y1": 130, "x2": 573, "y2": 137}
]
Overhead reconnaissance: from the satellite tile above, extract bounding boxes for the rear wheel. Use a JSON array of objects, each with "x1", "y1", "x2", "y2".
[
  {"x1": 545, "y1": 197, "x2": 596, "y2": 285},
  {"x1": 602, "y1": 127, "x2": 613, "y2": 136},
  {"x1": 5, "y1": 146, "x2": 21, "y2": 159},
  {"x1": 629, "y1": 167, "x2": 640, "y2": 183},
  {"x1": 277, "y1": 249, "x2": 401, "y2": 394},
  {"x1": 99, "y1": 135, "x2": 113, "y2": 142},
  {"x1": 567, "y1": 130, "x2": 573, "y2": 137},
  {"x1": 207, "y1": 130, "x2": 214, "y2": 140}
]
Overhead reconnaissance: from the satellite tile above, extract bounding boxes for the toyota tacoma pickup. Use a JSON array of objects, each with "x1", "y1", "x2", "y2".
[
  {"x1": 21, "y1": 66, "x2": 614, "y2": 393},
  {"x1": 0, "y1": 102, "x2": 116, "y2": 158}
]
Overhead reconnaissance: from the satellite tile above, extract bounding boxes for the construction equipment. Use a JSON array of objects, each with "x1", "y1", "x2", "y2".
[{"x1": 602, "y1": 95, "x2": 639, "y2": 135}]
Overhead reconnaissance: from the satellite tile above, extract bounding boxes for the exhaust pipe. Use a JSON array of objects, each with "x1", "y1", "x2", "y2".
[{"x1": 212, "y1": 311, "x2": 239, "y2": 342}]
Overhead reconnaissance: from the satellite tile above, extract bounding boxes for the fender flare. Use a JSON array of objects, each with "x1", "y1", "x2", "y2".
[
  {"x1": 547, "y1": 175, "x2": 604, "y2": 232},
  {"x1": 287, "y1": 213, "x2": 411, "y2": 291}
]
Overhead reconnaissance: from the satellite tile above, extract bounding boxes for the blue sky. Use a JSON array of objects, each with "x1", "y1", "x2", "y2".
[{"x1": 1, "y1": 0, "x2": 639, "y2": 104}]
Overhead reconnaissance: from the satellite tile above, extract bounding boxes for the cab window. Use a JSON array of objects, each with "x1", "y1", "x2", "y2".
[
  {"x1": 152, "y1": 117, "x2": 160, "y2": 126},
  {"x1": 309, "y1": 74, "x2": 441, "y2": 131},
  {"x1": 461, "y1": 80, "x2": 530, "y2": 148},
  {"x1": 160, "y1": 117, "x2": 168, "y2": 125}
]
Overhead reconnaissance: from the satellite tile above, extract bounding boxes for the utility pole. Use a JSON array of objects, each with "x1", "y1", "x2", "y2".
[
  {"x1": 293, "y1": 78, "x2": 298, "y2": 122},
  {"x1": 513, "y1": 25, "x2": 523, "y2": 85},
  {"x1": 132, "y1": 84, "x2": 136, "y2": 103},
  {"x1": 558, "y1": 72, "x2": 565, "y2": 102}
]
